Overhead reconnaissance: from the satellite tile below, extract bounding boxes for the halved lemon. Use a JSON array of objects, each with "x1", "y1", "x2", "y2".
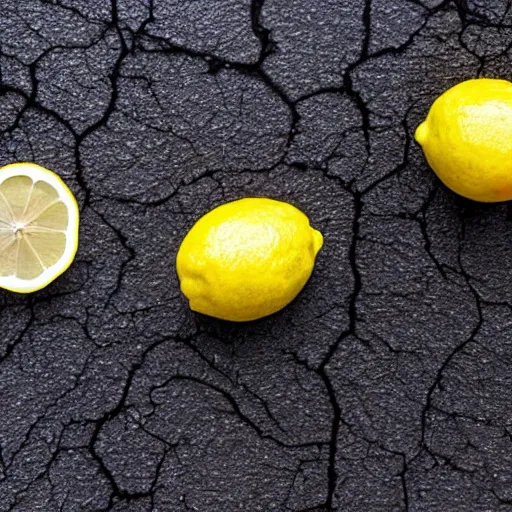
[{"x1": 0, "y1": 162, "x2": 79, "y2": 293}]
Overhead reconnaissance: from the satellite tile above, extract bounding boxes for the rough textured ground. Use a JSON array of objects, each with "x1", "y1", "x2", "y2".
[{"x1": 1, "y1": 0, "x2": 512, "y2": 510}]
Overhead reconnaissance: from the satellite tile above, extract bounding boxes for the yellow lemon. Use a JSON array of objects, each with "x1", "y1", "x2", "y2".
[
  {"x1": 176, "y1": 198, "x2": 323, "y2": 322},
  {"x1": 0, "y1": 162, "x2": 79, "y2": 293},
  {"x1": 415, "y1": 78, "x2": 512, "y2": 202}
]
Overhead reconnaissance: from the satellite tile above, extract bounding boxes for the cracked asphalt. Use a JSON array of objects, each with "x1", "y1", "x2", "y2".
[{"x1": 1, "y1": 0, "x2": 512, "y2": 510}]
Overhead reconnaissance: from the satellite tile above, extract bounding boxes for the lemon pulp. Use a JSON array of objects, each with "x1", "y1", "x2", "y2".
[{"x1": 0, "y1": 163, "x2": 79, "y2": 293}]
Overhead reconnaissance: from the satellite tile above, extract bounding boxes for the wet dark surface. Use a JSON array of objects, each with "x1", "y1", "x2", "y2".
[{"x1": 1, "y1": 1, "x2": 512, "y2": 510}]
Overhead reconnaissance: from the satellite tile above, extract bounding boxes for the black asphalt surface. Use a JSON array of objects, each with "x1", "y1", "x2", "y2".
[{"x1": 1, "y1": 1, "x2": 512, "y2": 510}]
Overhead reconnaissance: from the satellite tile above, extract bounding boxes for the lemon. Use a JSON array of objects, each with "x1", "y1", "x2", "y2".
[
  {"x1": 415, "y1": 78, "x2": 512, "y2": 202},
  {"x1": 0, "y1": 162, "x2": 79, "y2": 293},
  {"x1": 176, "y1": 198, "x2": 323, "y2": 322}
]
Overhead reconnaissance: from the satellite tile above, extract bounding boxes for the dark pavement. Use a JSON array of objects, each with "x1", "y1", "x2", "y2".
[{"x1": 1, "y1": 1, "x2": 512, "y2": 510}]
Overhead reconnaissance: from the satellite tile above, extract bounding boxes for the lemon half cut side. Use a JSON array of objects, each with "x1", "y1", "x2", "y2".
[{"x1": 0, "y1": 162, "x2": 79, "y2": 293}]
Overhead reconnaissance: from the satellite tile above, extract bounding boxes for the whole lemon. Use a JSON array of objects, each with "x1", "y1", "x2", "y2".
[
  {"x1": 176, "y1": 198, "x2": 323, "y2": 322},
  {"x1": 415, "y1": 78, "x2": 512, "y2": 202}
]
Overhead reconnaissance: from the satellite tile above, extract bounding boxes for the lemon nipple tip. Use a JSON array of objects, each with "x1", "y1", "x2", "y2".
[
  {"x1": 415, "y1": 121, "x2": 428, "y2": 145},
  {"x1": 312, "y1": 229, "x2": 324, "y2": 254}
]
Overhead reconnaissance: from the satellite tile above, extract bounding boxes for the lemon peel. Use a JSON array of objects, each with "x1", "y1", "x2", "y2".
[
  {"x1": 415, "y1": 78, "x2": 512, "y2": 202},
  {"x1": 176, "y1": 198, "x2": 323, "y2": 322}
]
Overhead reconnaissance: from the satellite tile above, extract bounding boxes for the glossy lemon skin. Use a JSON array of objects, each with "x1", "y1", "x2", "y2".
[
  {"x1": 415, "y1": 78, "x2": 512, "y2": 202},
  {"x1": 176, "y1": 198, "x2": 324, "y2": 322}
]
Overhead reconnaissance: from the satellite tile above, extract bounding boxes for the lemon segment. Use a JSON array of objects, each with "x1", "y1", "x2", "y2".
[
  {"x1": 0, "y1": 162, "x2": 79, "y2": 293},
  {"x1": 415, "y1": 78, "x2": 512, "y2": 202},
  {"x1": 176, "y1": 198, "x2": 323, "y2": 322}
]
